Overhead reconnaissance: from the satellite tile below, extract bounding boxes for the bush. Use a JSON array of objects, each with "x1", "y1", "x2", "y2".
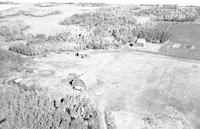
[
  {"x1": 0, "y1": 20, "x2": 29, "y2": 41},
  {"x1": 0, "y1": 48, "x2": 25, "y2": 77},
  {"x1": 104, "y1": 110, "x2": 116, "y2": 129},
  {"x1": 0, "y1": 84, "x2": 100, "y2": 129},
  {"x1": 137, "y1": 28, "x2": 171, "y2": 43}
]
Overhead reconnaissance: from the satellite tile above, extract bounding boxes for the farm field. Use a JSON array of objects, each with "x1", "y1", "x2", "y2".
[{"x1": 1, "y1": 2, "x2": 200, "y2": 129}]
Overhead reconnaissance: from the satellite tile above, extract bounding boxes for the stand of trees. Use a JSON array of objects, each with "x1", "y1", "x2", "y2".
[
  {"x1": 137, "y1": 7, "x2": 200, "y2": 22},
  {"x1": 0, "y1": 84, "x2": 101, "y2": 129}
]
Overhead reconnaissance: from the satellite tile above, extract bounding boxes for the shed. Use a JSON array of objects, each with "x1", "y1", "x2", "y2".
[
  {"x1": 136, "y1": 38, "x2": 147, "y2": 44},
  {"x1": 191, "y1": 45, "x2": 195, "y2": 50},
  {"x1": 172, "y1": 43, "x2": 181, "y2": 48},
  {"x1": 14, "y1": 78, "x2": 23, "y2": 84}
]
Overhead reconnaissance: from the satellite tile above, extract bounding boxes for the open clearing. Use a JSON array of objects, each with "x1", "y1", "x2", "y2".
[{"x1": 20, "y1": 48, "x2": 200, "y2": 129}]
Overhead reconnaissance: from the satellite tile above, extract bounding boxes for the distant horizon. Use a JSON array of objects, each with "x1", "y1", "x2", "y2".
[{"x1": 0, "y1": 0, "x2": 200, "y2": 6}]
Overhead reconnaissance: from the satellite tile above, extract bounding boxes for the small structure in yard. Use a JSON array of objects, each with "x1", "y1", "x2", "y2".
[
  {"x1": 69, "y1": 73, "x2": 86, "y2": 92},
  {"x1": 130, "y1": 42, "x2": 144, "y2": 47},
  {"x1": 190, "y1": 45, "x2": 195, "y2": 50},
  {"x1": 14, "y1": 78, "x2": 23, "y2": 84},
  {"x1": 130, "y1": 38, "x2": 146, "y2": 47},
  {"x1": 180, "y1": 44, "x2": 187, "y2": 48},
  {"x1": 185, "y1": 45, "x2": 195, "y2": 50},
  {"x1": 172, "y1": 43, "x2": 181, "y2": 48},
  {"x1": 75, "y1": 52, "x2": 88, "y2": 59},
  {"x1": 136, "y1": 38, "x2": 147, "y2": 44}
]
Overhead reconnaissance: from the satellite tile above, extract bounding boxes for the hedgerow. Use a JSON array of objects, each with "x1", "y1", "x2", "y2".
[
  {"x1": 9, "y1": 41, "x2": 82, "y2": 56},
  {"x1": 0, "y1": 84, "x2": 100, "y2": 129}
]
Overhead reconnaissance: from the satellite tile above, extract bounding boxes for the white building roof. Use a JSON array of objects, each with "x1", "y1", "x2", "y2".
[{"x1": 137, "y1": 38, "x2": 147, "y2": 44}]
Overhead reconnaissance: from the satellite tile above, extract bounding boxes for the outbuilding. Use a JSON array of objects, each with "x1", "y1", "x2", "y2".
[{"x1": 136, "y1": 38, "x2": 147, "y2": 44}]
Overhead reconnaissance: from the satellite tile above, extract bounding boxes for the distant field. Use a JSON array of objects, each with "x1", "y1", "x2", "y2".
[
  {"x1": 0, "y1": 4, "x2": 99, "y2": 35},
  {"x1": 0, "y1": 4, "x2": 20, "y2": 11},
  {"x1": 155, "y1": 22, "x2": 200, "y2": 48},
  {"x1": 156, "y1": 22, "x2": 200, "y2": 60}
]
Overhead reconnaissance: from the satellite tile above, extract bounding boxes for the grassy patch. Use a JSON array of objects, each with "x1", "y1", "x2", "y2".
[
  {"x1": 155, "y1": 22, "x2": 200, "y2": 48},
  {"x1": 159, "y1": 43, "x2": 200, "y2": 60},
  {"x1": 156, "y1": 22, "x2": 200, "y2": 60}
]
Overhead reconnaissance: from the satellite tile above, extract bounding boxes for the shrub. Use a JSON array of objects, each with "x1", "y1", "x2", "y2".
[
  {"x1": 0, "y1": 84, "x2": 100, "y2": 129},
  {"x1": 104, "y1": 110, "x2": 116, "y2": 129},
  {"x1": 0, "y1": 48, "x2": 25, "y2": 77},
  {"x1": 137, "y1": 28, "x2": 171, "y2": 43},
  {"x1": 0, "y1": 20, "x2": 29, "y2": 41}
]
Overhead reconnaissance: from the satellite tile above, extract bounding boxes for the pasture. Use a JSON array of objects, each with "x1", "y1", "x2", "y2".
[
  {"x1": 156, "y1": 22, "x2": 200, "y2": 48},
  {"x1": 155, "y1": 22, "x2": 200, "y2": 60}
]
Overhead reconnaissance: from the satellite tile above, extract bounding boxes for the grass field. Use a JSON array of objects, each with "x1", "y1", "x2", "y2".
[
  {"x1": 155, "y1": 22, "x2": 200, "y2": 60},
  {"x1": 156, "y1": 22, "x2": 200, "y2": 48}
]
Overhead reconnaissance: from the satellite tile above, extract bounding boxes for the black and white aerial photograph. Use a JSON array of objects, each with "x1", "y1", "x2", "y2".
[{"x1": 0, "y1": 0, "x2": 200, "y2": 128}]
